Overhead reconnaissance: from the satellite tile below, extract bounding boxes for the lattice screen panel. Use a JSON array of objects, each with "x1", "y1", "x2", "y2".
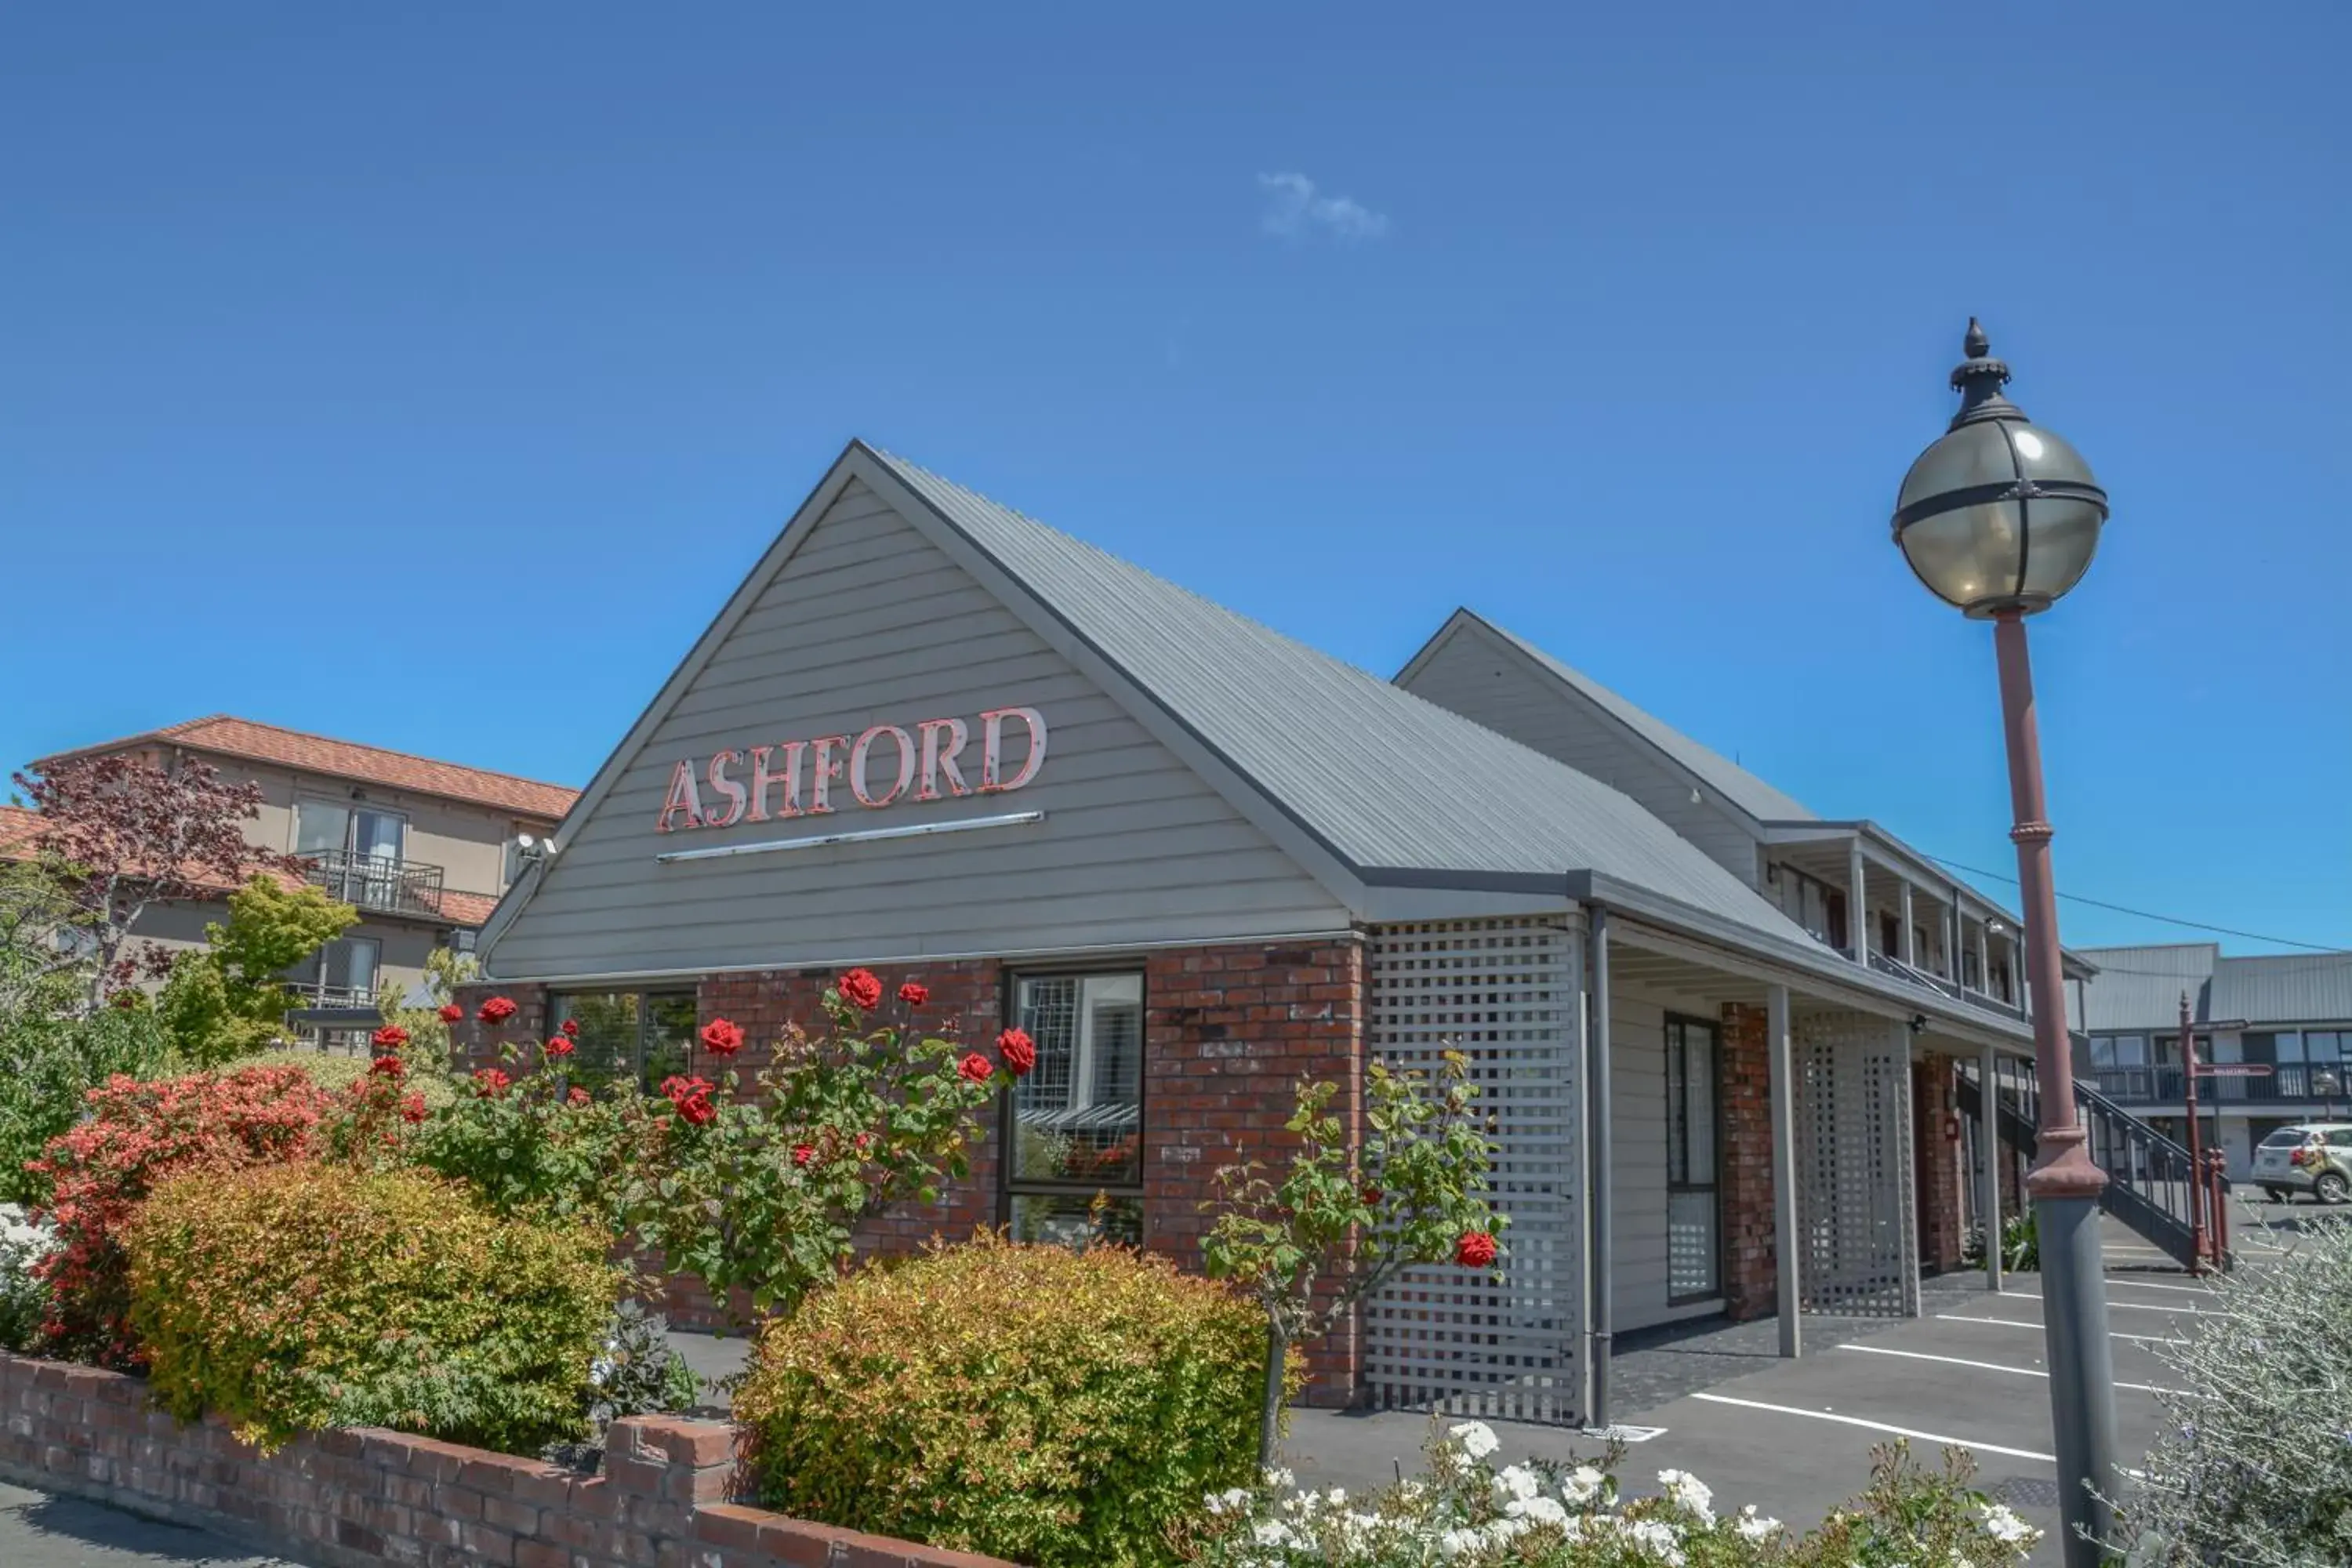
[
  {"x1": 1363, "y1": 919, "x2": 1581, "y2": 1424},
  {"x1": 1792, "y1": 1012, "x2": 1918, "y2": 1319}
]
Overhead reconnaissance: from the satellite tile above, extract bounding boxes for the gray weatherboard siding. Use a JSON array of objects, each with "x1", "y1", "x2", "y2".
[
  {"x1": 486, "y1": 480, "x2": 1350, "y2": 979},
  {"x1": 1399, "y1": 616, "x2": 1766, "y2": 888}
]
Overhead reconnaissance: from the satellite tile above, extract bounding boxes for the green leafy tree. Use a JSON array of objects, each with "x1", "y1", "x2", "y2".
[
  {"x1": 1203, "y1": 1051, "x2": 1507, "y2": 1465},
  {"x1": 618, "y1": 971, "x2": 1011, "y2": 1321},
  {"x1": 156, "y1": 876, "x2": 356, "y2": 1065},
  {"x1": 373, "y1": 945, "x2": 480, "y2": 1069}
]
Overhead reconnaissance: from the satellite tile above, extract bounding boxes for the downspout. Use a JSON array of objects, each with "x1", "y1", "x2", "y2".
[{"x1": 1586, "y1": 902, "x2": 1615, "y2": 1432}]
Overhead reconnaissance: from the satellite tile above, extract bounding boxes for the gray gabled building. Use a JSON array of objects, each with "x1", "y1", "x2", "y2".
[
  {"x1": 474, "y1": 441, "x2": 2038, "y2": 1423},
  {"x1": 2070, "y1": 942, "x2": 2352, "y2": 1178}
]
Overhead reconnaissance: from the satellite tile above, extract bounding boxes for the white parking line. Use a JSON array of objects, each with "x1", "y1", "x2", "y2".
[
  {"x1": 2001, "y1": 1290, "x2": 2220, "y2": 1316},
  {"x1": 1690, "y1": 1393, "x2": 2056, "y2": 1464},
  {"x1": 1933, "y1": 1313, "x2": 2187, "y2": 1345},
  {"x1": 2100, "y1": 1278, "x2": 2220, "y2": 1297},
  {"x1": 1838, "y1": 1343, "x2": 2184, "y2": 1396}
]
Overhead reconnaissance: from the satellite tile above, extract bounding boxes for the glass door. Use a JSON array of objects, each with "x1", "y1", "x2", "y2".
[{"x1": 1665, "y1": 1015, "x2": 1721, "y2": 1303}]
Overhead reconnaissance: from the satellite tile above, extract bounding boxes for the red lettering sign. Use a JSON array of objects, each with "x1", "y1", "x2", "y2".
[{"x1": 653, "y1": 707, "x2": 1048, "y2": 833}]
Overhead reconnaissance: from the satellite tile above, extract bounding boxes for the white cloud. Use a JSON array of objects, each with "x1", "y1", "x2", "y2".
[{"x1": 1257, "y1": 172, "x2": 1389, "y2": 243}]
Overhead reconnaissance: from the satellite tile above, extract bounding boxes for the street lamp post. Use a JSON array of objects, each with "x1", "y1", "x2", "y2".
[{"x1": 1891, "y1": 321, "x2": 2119, "y2": 1566}]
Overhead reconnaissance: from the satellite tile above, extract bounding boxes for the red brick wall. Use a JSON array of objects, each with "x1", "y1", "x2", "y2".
[
  {"x1": 1717, "y1": 1004, "x2": 1777, "y2": 1321},
  {"x1": 1914, "y1": 1053, "x2": 1966, "y2": 1272},
  {"x1": 463, "y1": 937, "x2": 1370, "y2": 1396},
  {"x1": 0, "y1": 1351, "x2": 1011, "y2": 1568}
]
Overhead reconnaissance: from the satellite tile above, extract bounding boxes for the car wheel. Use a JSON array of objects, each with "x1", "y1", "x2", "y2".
[{"x1": 2317, "y1": 1171, "x2": 2350, "y2": 1206}]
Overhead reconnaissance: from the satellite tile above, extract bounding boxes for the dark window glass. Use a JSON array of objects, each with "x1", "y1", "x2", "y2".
[
  {"x1": 1664, "y1": 1017, "x2": 1720, "y2": 1302},
  {"x1": 550, "y1": 989, "x2": 699, "y2": 1092},
  {"x1": 1007, "y1": 971, "x2": 1145, "y2": 1247}
]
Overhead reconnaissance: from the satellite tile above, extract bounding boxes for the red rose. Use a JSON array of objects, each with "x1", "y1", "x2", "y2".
[
  {"x1": 371, "y1": 1024, "x2": 409, "y2": 1050},
  {"x1": 837, "y1": 969, "x2": 883, "y2": 1011},
  {"x1": 1359, "y1": 1185, "x2": 1383, "y2": 1207},
  {"x1": 658, "y1": 1075, "x2": 689, "y2": 1099},
  {"x1": 560, "y1": 1018, "x2": 579, "y2": 1038},
  {"x1": 677, "y1": 1091, "x2": 716, "y2": 1126},
  {"x1": 855, "y1": 1131, "x2": 874, "y2": 1154},
  {"x1": 546, "y1": 1036, "x2": 575, "y2": 1058},
  {"x1": 897, "y1": 982, "x2": 930, "y2": 1007},
  {"x1": 957, "y1": 1052, "x2": 994, "y2": 1085},
  {"x1": 996, "y1": 1028, "x2": 1036, "y2": 1077},
  {"x1": 1454, "y1": 1231, "x2": 1499, "y2": 1270},
  {"x1": 399, "y1": 1092, "x2": 427, "y2": 1123},
  {"x1": 699, "y1": 1018, "x2": 745, "y2": 1055},
  {"x1": 791, "y1": 1143, "x2": 815, "y2": 1167},
  {"x1": 477, "y1": 996, "x2": 518, "y2": 1025},
  {"x1": 474, "y1": 1067, "x2": 512, "y2": 1098},
  {"x1": 369, "y1": 1054, "x2": 407, "y2": 1080},
  {"x1": 437, "y1": 1004, "x2": 465, "y2": 1025},
  {"x1": 567, "y1": 1087, "x2": 591, "y2": 1107}
]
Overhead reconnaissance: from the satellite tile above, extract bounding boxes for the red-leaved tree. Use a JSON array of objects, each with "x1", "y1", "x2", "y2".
[{"x1": 12, "y1": 753, "x2": 294, "y2": 1008}]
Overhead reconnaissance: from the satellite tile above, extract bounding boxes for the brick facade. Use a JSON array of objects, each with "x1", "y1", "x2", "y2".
[
  {"x1": 1914, "y1": 1052, "x2": 1967, "y2": 1272},
  {"x1": 1715, "y1": 1004, "x2": 1776, "y2": 1320},
  {"x1": 0, "y1": 1351, "x2": 1011, "y2": 1568},
  {"x1": 456, "y1": 935, "x2": 1368, "y2": 1398}
]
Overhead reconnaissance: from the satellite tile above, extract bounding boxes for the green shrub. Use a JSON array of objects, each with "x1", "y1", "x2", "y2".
[
  {"x1": 125, "y1": 1162, "x2": 619, "y2": 1455},
  {"x1": 735, "y1": 1234, "x2": 1265, "y2": 1568},
  {"x1": 238, "y1": 1047, "x2": 460, "y2": 1111},
  {"x1": 0, "y1": 1006, "x2": 174, "y2": 1205}
]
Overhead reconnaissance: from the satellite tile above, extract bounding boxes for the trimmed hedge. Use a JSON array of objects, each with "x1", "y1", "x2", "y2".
[
  {"x1": 237, "y1": 1047, "x2": 461, "y2": 1112},
  {"x1": 125, "y1": 1162, "x2": 618, "y2": 1454},
  {"x1": 735, "y1": 1235, "x2": 1265, "y2": 1568}
]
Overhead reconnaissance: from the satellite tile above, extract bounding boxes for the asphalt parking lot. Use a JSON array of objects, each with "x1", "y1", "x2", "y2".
[{"x1": 1286, "y1": 1221, "x2": 2238, "y2": 1563}]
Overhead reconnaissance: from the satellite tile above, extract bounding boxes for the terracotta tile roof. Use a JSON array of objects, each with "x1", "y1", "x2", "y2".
[
  {"x1": 0, "y1": 804, "x2": 38, "y2": 859},
  {"x1": 36, "y1": 716, "x2": 578, "y2": 821}
]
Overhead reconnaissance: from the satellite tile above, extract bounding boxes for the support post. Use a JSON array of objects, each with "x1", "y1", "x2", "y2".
[
  {"x1": 1896, "y1": 1023, "x2": 1921, "y2": 1317},
  {"x1": 1993, "y1": 610, "x2": 2118, "y2": 1567},
  {"x1": 1768, "y1": 983, "x2": 1801, "y2": 1356},
  {"x1": 1900, "y1": 880, "x2": 1917, "y2": 967},
  {"x1": 1848, "y1": 840, "x2": 1869, "y2": 962},
  {"x1": 2180, "y1": 991, "x2": 2206, "y2": 1275},
  {"x1": 1980, "y1": 1040, "x2": 2005, "y2": 1293},
  {"x1": 1587, "y1": 908, "x2": 1614, "y2": 1433},
  {"x1": 1977, "y1": 923, "x2": 1992, "y2": 1000}
]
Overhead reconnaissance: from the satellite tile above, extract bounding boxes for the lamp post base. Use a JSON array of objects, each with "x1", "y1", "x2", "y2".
[{"x1": 2036, "y1": 1192, "x2": 2120, "y2": 1567}]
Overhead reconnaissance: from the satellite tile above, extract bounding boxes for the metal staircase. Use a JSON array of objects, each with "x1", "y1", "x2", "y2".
[{"x1": 1956, "y1": 1051, "x2": 2223, "y2": 1271}]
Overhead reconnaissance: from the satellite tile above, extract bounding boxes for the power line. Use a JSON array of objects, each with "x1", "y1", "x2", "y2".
[{"x1": 1918, "y1": 853, "x2": 2347, "y2": 956}]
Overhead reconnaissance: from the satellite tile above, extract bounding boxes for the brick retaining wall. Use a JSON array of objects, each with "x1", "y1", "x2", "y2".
[{"x1": 0, "y1": 1350, "x2": 1011, "y2": 1568}]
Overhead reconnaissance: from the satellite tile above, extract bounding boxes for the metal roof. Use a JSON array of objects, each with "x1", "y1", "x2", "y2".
[
  {"x1": 872, "y1": 449, "x2": 1824, "y2": 947},
  {"x1": 2207, "y1": 952, "x2": 2352, "y2": 1025},
  {"x1": 2069, "y1": 944, "x2": 2217, "y2": 1032},
  {"x1": 1457, "y1": 614, "x2": 1819, "y2": 824}
]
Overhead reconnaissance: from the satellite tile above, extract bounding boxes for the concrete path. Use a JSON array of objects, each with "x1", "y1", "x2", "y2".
[{"x1": 0, "y1": 1482, "x2": 293, "y2": 1567}]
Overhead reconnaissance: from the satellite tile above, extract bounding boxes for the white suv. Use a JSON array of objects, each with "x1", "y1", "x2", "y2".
[{"x1": 2252, "y1": 1123, "x2": 2352, "y2": 1204}]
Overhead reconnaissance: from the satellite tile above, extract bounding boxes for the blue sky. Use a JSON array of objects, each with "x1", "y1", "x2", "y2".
[{"x1": 3, "y1": 5, "x2": 2344, "y2": 953}]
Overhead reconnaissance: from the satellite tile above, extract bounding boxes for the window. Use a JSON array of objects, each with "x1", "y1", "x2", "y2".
[
  {"x1": 2091, "y1": 1034, "x2": 2147, "y2": 1068},
  {"x1": 296, "y1": 801, "x2": 407, "y2": 864},
  {"x1": 289, "y1": 935, "x2": 381, "y2": 1004},
  {"x1": 1664, "y1": 1014, "x2": 1721, "y2": 1303},
  {"x1": 1003, "y1": 971, "x2": 1145, "y2": 1248},
  {"x1": 549, "y1": 990, "x2": 699, "y2": 1093}
]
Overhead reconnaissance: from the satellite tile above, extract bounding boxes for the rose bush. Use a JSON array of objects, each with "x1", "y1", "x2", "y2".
[
  {"x1": 618, "y1": 974, "x2": 1011, "y2": 1317},
  {"x1": 28, "y1": 1065, "x2": 330, "y2": 1365},
  {"x1": 1188, "y1": 1421, "x2": 2041, "y2": 1567}
]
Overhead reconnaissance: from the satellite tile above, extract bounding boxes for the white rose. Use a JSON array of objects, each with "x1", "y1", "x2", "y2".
[
  {"x1": 1562, "y1": 1465, "x2": 1607, "y2": 1505},
  {"x1": 1494, "y1": 1464, "x2": 1541, "y2": 1502},
  {"x1": 1448, "y1": 1420, "x2": 1500, "y2": 1460}
]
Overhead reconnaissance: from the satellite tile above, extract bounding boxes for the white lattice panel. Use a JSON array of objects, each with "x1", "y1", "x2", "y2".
[
  {"x1": 1363, "y1": 919, "x2": 1581, "y2": 1423},
  {"x1": 1793, "y1": 1012, "x2": 1916, "y2": 1319}
]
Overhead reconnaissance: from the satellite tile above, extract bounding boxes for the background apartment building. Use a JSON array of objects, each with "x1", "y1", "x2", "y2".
[{"x1": 20, "y1": 716, "x2": 576, "y2": 1047}]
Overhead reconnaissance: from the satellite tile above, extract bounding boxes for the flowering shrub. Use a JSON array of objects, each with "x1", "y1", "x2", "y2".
[
  {"x1": 1204, "y1": 1052, "x2": 1504, "y2": 1461},
  {"x1": 0, "y1": 1004, "x2": 173, "y2": 1206},
  {"x1": 2120, "y1": 1206, "x2": 2352, "y2": 1563},
  {"x1": 406, "y1": 1011, "x2": 641, "y2": 1229},
  {"x1": 29, "y1": 1065, "x2": 330, "y2": 1365},
  {"x1": 0, "y1": 1202, "x2": 58, "y2": 1352},
  {"x1": 618, "y1": 974, "x2": 1008, "y2": 1317},
  {"x1": 736, "y1": 1233, "x2": 1265, "y2": 1568},
  {"x1": 125, "y1": 1162, "x2": 618, "y2": 1456},
  {"x1": 1188, "y1": 1421, "x2": 2040, "y2": 1567}
]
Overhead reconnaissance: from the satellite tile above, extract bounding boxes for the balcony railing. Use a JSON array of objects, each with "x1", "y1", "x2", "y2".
[
  {"x1": 281, "y1": 982, "x2": 379, "y2": 1011},
  {"x1": 299, "y1": 850, "x2": 446, "y2": 920},
  {"x1": 2087, "y1": 1062, "x2": 2346, "y2": 1108},
  {"x1": 1860, "y1": 948, "x2": 2027, "y2": 1020}
]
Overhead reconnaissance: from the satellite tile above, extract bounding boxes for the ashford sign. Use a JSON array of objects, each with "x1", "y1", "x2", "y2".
[{"x1": 654, "y1": 706, "x2": 1048, "y2": 833}]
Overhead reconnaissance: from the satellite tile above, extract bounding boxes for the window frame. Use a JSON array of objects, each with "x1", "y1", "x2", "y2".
[
  {"x1": 547, "y1": 986, "x2": 700, "y2": 1093},
  {"x1": 294, "y1": 798, "x2": 410, "y2": 863},
  {"x1": 997, "y1": 964, "x2": 1150, "y2": 1244},
  {"x1": 1662, "y1": 1011, "x2": 1725, "y2": 1306}
]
